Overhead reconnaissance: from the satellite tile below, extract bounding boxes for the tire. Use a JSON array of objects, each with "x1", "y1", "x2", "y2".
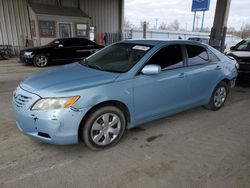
[
  {"x1": 33, "y1": 54, "x2": 48, "y2": 67},
  {"x1": 205, "y1": 81, "x2": 229, "y2": 111},
  {"x1": 81, "y1": 106, "x2": 126, "y2": 150}
]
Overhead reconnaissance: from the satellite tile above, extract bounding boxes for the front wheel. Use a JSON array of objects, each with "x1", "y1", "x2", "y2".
[
  {"x1": 81, "y1": 106, "x2": 126, "y2": 150},
  {"x1": 33, "y1": 54, "x2": 48, "y2": 67},
  {"x1": 205, "y1": 81, "x2": 229, "y2": 111}
]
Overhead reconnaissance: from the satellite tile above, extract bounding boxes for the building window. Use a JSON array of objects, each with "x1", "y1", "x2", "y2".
[
  {"x1": 76, "y1": 23, "x2": 88, "y2": 37},
  {"x1": 38, "y1": 21, "x2": 55, "y2": 37}
]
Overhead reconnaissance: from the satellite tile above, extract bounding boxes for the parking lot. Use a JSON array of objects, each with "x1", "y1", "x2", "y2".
[{"x1": 0, "y1": 58, "x2": 250, "y2": 188}]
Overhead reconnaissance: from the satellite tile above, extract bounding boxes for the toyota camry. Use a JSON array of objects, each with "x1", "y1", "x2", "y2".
[{"x1": 12, "y1": 40, "x2": 238, "y2": 150}]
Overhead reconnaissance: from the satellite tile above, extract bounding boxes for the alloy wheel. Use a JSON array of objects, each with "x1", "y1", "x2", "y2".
[
  {"x1": 213, "y1": 86, "x2": 227, "y2": 108},
  {"x1": 35, "y1": 55, "x2": 48, "y2": 67},
  {"x1": 90, "y1": 113, "x2": 121, "y2": 146}
]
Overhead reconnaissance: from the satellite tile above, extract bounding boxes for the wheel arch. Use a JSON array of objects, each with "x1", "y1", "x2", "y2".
[
  {"x1": 78, "y1": 100, "x2": 131, "y2": 139},
  {"x1": 219, "y1": 78, "x2": 231, "y2": 92}
]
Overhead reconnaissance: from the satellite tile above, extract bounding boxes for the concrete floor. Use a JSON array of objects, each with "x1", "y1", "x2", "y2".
[{"x1": 0, "y1": 58, "x2": 250, "y2": 188}]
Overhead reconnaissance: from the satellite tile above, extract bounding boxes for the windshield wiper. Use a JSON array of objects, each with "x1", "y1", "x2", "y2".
[
  {"x1": 80, "y1": 59, "x2": 89, "y2": 67},
  {"x1": 80, "y1": 59, "x2": 104, "y2": 71},
  {"x1": 88, "y1": 64, "x2": 104, "y2": 71}
]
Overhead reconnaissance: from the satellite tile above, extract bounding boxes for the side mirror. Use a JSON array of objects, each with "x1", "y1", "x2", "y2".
[
  {"x1": 58, "y1": 44, "x2": 63, "y2": 48},
  {"x1": 227, "y1": 55, "x2": 236, "y2": 61},
  {"x1": 141, "y1": 64, "x2": 161, "y2": 75}
]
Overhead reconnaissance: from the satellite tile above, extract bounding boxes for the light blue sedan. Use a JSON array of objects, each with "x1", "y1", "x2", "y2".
[{"x1": 12, "y1": 40, "x2": 238, "y2": 150}]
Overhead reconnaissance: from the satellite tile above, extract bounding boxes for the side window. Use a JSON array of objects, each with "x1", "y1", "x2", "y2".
[
  {"x1": 86, "y1": 40, "x2": 96, "y2": 46},
  {"x1": 186, "y1": 45, "x2": 209, "y2": 66},
  {"x1": 75, "y1": 39, "x2": 95, "y2": 47},
  {"x1": 63, "y1": 39, "x2": 75, "y2": 47},
  {"x1": 74, "y1": 39, "x2": 88, "y2": 46},
  {"x1": 148, "y1": 45, "x2": 183, "y2": 70},
  {"x1": 207, "y1": 50, "x2": 219, "y2": 62}
]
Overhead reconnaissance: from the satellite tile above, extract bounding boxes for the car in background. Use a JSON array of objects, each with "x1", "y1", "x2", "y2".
[
  {"x1": 225, "y1": 38, "x2": 250, "y2": 80},
  {"x1": 19, "y1": 38, "x2": 103, "y2": 67},
  {"x1": 13, "y1": 40, "x2": 238, "y2": 150},
  {"x1": 188, "y1": 37, "x2": 209, "y2": 44}
]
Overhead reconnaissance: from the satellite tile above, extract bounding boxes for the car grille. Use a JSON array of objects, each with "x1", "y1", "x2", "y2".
[{"x1": 14, "y1": 94, "x2": 32, "y2": 108}]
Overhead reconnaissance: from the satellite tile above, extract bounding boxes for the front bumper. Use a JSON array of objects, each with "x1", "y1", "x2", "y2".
[
  {"x1": 237, "y1": 62, "x2": 250, "y2": 80},
  {"x1": 19, "y1": 53, "x2": 34, "y2": 64},
  {"x1": 237, "y1": 71, "x2": 250, "y2": 81},
  {"x1": 12, "y1": 86, "x2": 88, "y2": 145}
]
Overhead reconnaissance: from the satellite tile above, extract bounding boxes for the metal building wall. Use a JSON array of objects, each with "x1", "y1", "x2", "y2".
[
  {"x1": 80, "y1": 0, "x2": 124, "y2": 43},
  {"x1": 0, "y1": 0, "x2": 31, "y2": 54},
  {"x1": 29, "y1": 0, "x2": 124, "y2": 42},
  {"x1": 0, "y1": 0, "x2": 123, "y2": 54}
]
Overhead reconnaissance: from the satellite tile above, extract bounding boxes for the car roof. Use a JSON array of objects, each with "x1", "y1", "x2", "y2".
[
  {"x1": 120, "y1": 39, "x2": 208, "y2": 47},
  {"x1": 56, "y1": 37, "x2": 90, "y2": 42}
]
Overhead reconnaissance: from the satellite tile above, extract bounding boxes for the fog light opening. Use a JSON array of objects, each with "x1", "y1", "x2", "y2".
[{"x1": 38, "y1": 132, "x2": 51, "y2": 138}]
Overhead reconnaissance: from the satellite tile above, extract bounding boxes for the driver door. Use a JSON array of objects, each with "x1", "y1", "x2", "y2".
[
  {"x1": 133, "y1": 44, "x2": 190, "y2": 124},
  {"x1": 51, "y1": 39, "x2": 76, "y2": 62}
]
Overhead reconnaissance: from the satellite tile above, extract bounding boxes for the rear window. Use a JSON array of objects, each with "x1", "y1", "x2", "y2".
[{"x1": 186, "y1": 45, "x2": 209, "y2": 66}]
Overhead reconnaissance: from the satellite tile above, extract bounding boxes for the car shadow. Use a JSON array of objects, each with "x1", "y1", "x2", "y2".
[{"x1": 236, "y1": 78, "x2": 250, "y2": 88}]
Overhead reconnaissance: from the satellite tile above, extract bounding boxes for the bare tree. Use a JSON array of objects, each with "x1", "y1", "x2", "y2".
[
  {"x1": 240, "y1": 24, "x2": 250, "y2": 38},
  {"x1": 124, "y1": 19, "x2": 132, "y2": 28},
  {"x1": 167, "y1": 19, "x2": 180, "y2": 31},
  {"x1": 159, "y1": 22, "x2": 168, "y2": 30},
  {"x1": 227, "y1": 27, "x2": 236, "y2": 34},
  {"x1": 203, "y1": 27, "x2": 210, "y2": 32}
]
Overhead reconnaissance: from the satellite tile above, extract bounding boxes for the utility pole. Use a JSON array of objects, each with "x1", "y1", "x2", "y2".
[{"x1": 210, "y1": 0, "x2": 231, "y2": 51}]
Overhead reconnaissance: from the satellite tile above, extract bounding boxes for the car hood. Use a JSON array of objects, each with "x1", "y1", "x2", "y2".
[
  {"x1": 20, "y1": 63, "x2": 120, "y2": 96},
  {"x1": 228, "y1": 51, "x2": 250, "y2": 58}
]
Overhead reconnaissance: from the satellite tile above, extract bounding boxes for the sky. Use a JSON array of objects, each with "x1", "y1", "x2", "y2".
[{"x1": 124, "y1": 0, "x2": 250, "y2": 31}]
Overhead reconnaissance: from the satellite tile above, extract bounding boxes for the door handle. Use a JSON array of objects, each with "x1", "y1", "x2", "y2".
[
  {"x1": 215, "y1": 66, "x2": 222, "y2": 70},
  {"x1": 178, "y1": 72, "x2": 185, "y2": 78}
]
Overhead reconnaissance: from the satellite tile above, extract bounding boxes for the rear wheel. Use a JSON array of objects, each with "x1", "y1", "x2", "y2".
[
  {"x1": 81, "y1": 106, "x2": 126, "y2": 150},
  {"x1": 33, "y1": 54, "x2": 48, "y2": 67},
  {"x1": 205, "y1": 81, "x2": 229, "y2": 111}
]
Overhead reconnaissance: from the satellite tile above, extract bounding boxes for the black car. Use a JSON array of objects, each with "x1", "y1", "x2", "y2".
[
  {"x1": 20, "y1": 38, "x2": 103, "y2": 67},
  {"x1": 226, "y1": 38, "x2": 250, "y2": 80}
]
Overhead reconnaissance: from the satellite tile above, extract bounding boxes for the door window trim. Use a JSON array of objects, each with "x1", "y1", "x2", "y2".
[
  {"x1": 136, "y1": 44, "x2": 186, "y2": 76},
  {"x1": 184, "y1": 44, "x2": 213, "y2": 67}
]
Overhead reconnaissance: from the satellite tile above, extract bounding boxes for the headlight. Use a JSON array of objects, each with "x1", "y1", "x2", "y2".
[
  {"x1": 24, "y1": 51, "x2": 33, "y2": 56},
  {"x1": 31, "y1": 96, "x2": 79, "y2": 110}
]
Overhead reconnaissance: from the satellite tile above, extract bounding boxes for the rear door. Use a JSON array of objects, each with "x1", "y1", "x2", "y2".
[
  {"x1": 74, "y1": 39, "x2": 100, "y2": 60},
  {"x1": 184, "y1": 44, "x2": 221, "y2": 105},
  {"x1": 51, "y1": 39, "x2": 75, "y2": 62}
]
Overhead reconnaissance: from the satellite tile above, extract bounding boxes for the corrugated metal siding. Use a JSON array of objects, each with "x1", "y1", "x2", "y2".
[
  {"x1": 0, "y1": 0, "x2": 123, "y2": 54},
  {"x1": 0, "y1": 0, "x2": 31, "y2": 54},
  {"x1": 79, "y1": 0, "x2": 123, "y2": 43},
  {"x1": 29, "y1": 0, "x2": 79, "y2": 7},
  {"x1": 29, "y1": 0, "x2": 57, "y2": 5},
  {"x1": 61, "y1": 0, "x2": 78, "y2": 7}
]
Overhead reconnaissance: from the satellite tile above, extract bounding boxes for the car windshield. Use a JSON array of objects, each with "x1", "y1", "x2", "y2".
[
  {"x1": 234, "y1": 39, "x2": 250, "y2": 50},
  {"x1": 80, "y1": 43, "x2": 152, "y2": 73}
]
